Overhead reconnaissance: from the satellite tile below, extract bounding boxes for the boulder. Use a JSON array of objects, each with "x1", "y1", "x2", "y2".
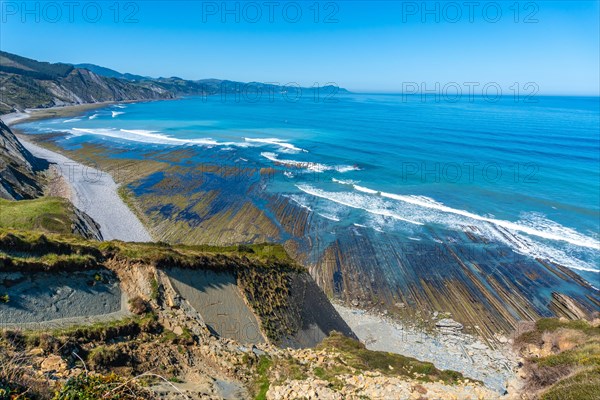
[
  {"x1": 435, "y1": 318, "x2": 464, "y2": 333},
  {"x1": 41, "y1": 355, "x2": 67, "y2": 373}
]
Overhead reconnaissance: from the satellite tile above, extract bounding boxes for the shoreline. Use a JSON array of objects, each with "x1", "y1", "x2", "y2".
[
  {"x1": 18, "y1": 136, "x2": 152, "y2": 242},
  {"x1": 1, "y1": 102, "x2": 153, "y2": 242},
  {"x1": 1, "y1": 97, "x2": 183, "y2": 127},
  {"x1": 2, "y1": 101, "x2": 520, "y2": 392},
  {"x1": 1, "y1": 102, "x2": 118, "y2": 126},
  {"x1": 333, "y1": 302, "x2": 518, "y2": 393}
]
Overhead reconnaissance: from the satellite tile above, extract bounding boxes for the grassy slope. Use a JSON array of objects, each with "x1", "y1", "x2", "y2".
[
  {"x1": 0, "y1": 197, "x2": 75, "y2": 235},
  {"x1": 515, "y1": 318, "x2": 600, "y2": 400}
]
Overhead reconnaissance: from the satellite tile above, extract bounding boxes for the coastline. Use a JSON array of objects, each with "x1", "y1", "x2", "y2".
[
  {"x1": 1, "y1": 103, "x2": 152, "y2": 242},
  {"x1": 0, "y1": 101, "x2": 525, "y2": 394},
  {"x1": 1, "y1": 102, "x2": 118, "y2": 125},
  {"x1": 333, "y1": 303, "x2": 518, "y2": 393},
  {"x1": 18, "y1": 136, "x2": 152, "y2": 242}
]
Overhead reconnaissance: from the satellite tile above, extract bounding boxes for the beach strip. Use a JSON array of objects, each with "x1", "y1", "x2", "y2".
[{"x1": 18, "y1": 136, "x2": 152, "y2": 242}]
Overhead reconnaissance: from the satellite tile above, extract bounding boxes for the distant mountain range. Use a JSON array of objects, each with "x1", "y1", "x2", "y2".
[
  {"x1": 72, "y1": 63, "x2": 151, "y2": 81},
  {"x1": 0, "y1": 51, "x2": 348, "y2": 114}
]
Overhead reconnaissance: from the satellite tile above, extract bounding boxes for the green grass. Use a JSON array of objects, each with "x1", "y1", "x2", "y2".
[
  {"x1": 313, "y1": 365, "x2": 351, "y2": 390},
  {"x1": 536, "y1": 318, "x2": 600, "y2": 336},
  {"x1": 534, "y1": 340, "x2": 600, "y2": 368},
  {"x1": 515, "y1": 317, "x2": 600, "y2": 349},
  {"x1": 53, "y1": 372, "x2": 153, "y2": 400},
  {"x1": 516, "y1": 318, "x2": 600, "y2": 399},
  {"x1": 150, "y1": 277, "x2": 159, "y2": 300},
  {"x1": 0, "y1": 228, "x2": 301, "y2": 342},
  {"x1": 540, "y1": 367, "x2": 600, "y2": 400},
  {"x1": 0, "y1": 229, "x2": 298, "y2": 272},
  {"x1": 88, "y1": 345, "x2": 127, "y2": 369},
  {"x1": 254, "y1": 356, "x2": 272, "y2": 400},
  {"x1": 0, "y1": 197, "x2": 75, "y2": 235},
  {"x1": 21, "y1": 313, "x2": 159, "y2": 349}
]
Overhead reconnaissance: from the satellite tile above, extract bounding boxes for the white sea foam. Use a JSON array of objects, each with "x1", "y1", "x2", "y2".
[
  {"x1": 376, "y1": 190, "x2": 600, "y2": 251},
  {"x1": 244, "y1": 137, "x2": 306, "y2": 153},
  {"x1": 354, "y1": 185, "x2": 378, "y2": 194},
  {"x1": 332, "y1": 178, "x2": 359, "y2": 185},
  {"x1": 284, "y1": 194, "x2": 313, "y2": 211},
  {"x1": 261, "y1": 152, "x2": 359, "y2": 173},
  {"x1": 337, "y1": 165, "x2": 362, "y2": 173},
  {"x1": 297, "y1": 182, "x2": 600, "y2": 273},
  {"x1": 480, "y1": 223, "x2": 600, "y2": 273},
  {"x1": 319, "y1": 213, "x2": 341, "y2": 222},
  {"x1": 63, "y1": 118, "x2": 82, "y2": 123},
  {"x1": 112, "y1": 111, "x2": 125, "y2": 118},
  {"x1": 296, "y1": 184, "x2": 424, "y2": 226},
  {"x1": 88, "y1": 114, "x2": 99, "y2": 120},
  {"x1": 70, "y1": 128, "x2": 232, "y2": 147}
]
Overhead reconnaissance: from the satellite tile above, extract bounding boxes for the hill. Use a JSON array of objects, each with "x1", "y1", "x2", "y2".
[
  {"x1": 0, "y1": 51, "x2": 175, "y2": 113},
  {"x1": 0, "y1": 51, "x2": 350, "y2": 114},
  {"x1": 73, "y1": 63, "x2": 150, "y2": 81},
  {"x1": 0, "y1": 228, "x2": 496, "y2": 399}
]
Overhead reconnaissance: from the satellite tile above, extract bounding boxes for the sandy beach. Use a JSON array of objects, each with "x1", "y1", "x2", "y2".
[
  {"x1": 1, "y1": 106, "x2": 152, "y2": 242},
  {"x1": 19, "y1": 137, "x2": 152, "y2": 242}
]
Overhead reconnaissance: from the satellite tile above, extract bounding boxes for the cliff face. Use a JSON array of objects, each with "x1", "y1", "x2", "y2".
[
  {"x1": 0, "y1": 119, "x2": 44, "y2": 200},
  {"x1": 0, "y1": 52, "x2": 349, "y2": 113},
  {"x1": 40, "y1": 68, "x2": 174, "y2": 106},
  {"x1": 0, "y1": 51, "x2": 174, "y2": 113},
  {"x1": 0, "y1": 121, "x2": 102, "y2": 239}
]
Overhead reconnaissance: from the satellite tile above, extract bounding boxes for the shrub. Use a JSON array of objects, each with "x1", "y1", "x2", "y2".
[
  {"x1": 88, "y1": 345, "x2": 129, "y2": 370},
  {"x1": 237, "y1": 244, "x2": 255, "y2": 253},
  {"x1": 150, "y1": 278, "x2": 159, "y2": 300},
  {"x1": 128, "y1": 296, "x2": 150, "y2": 315},
  {"x1": 54, "y1": 372, "x2": 155, "y2": 400}
]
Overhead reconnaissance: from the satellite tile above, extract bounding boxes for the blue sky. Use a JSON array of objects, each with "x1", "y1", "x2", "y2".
[{"x1": 1, "y1": 1, "x2": 598, "y2": 94}]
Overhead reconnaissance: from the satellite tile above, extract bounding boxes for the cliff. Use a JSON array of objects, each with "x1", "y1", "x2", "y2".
[
  {"x1": 0, "y1": 119, "x2": 44, "y2": 199},
  {"x1": 0, "y1": 51, "x2": 174, "y2": 113},
  {"x1": 0, "y1": 51, "x2": 349, "y2": 113},
  {"x1": 1, "y1": 120, "x2": 102, "y2": 239}
]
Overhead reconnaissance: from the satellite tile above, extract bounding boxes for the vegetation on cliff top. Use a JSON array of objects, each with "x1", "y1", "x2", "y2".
[
  {"x1": 0, "y1": 228, "x2": 297, "y2": 272},
  {"x1": 0, "y1": 197, "x2": 77, "y2": 235},
  {"x1": 515, "y1": 317, "x2": 600, "y2": 400},
  {"x1": 317, "y1": 332, "x2": 464, "y2": 384}
]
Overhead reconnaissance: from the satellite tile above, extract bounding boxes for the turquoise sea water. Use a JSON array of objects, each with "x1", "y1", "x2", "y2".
[{"x1": 17, "y1": 94, "x2": 600, "y2": 283}]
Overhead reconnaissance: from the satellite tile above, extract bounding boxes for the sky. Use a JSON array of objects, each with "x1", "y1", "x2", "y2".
[{"x1": 1, "y1": 1, "x2": 599, "y2": 94}]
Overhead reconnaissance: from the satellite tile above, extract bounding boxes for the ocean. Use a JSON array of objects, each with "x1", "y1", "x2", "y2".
[{"x1": 16, "y1": 94, "x2": 600, "y2": 285}]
